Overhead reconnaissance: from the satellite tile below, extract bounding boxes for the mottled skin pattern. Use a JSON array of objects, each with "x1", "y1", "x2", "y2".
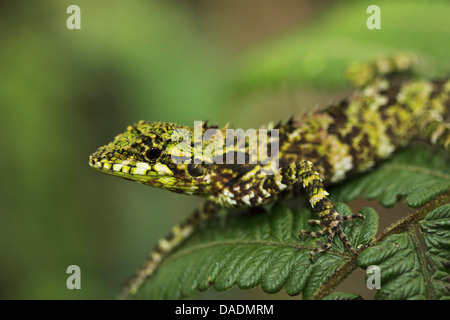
[{"x1": 89, "y1": 54, "x2": 450, "y2": 299}]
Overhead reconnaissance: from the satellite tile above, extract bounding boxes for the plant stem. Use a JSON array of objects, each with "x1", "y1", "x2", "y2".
[{"x1": 312, "y1": 191, "x2": 450, "y2": 300}]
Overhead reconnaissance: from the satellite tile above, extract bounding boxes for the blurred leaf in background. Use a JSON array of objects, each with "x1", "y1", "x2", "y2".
[
  {"x1": 233, "y1": 0, "x2": 450, "y2": 93},
  {"x1": 0, "y1": 0, "x2": 225, "y2": 299},
  {"x1": 0, "y1": 0, "x2": 448, "y2": 300},
  {"x1": 227, "y1": 0, "x2": 450, "y2": 130}
]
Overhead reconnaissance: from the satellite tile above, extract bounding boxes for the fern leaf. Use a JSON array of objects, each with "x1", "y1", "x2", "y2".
[
  {"x1": 135, "y1": 204, "x2": 377, "y2": 300},
  {"x1": 324, "y1": 292, "x2": 364, "y2": 300},
  {"x1": 232, "y1": 2, "x2": 450, "y2": 94},
  {"x1": 357, "y1": 204, "x2": 450, "y2": 300},
  {"x1": 331, "y1": 146, "x2": 450, "y2": 208}
]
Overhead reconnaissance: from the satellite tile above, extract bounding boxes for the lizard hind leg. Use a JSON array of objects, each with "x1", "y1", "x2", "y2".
[{"x1": 117, "y1": 200, "x2": 218, "y2": 300}]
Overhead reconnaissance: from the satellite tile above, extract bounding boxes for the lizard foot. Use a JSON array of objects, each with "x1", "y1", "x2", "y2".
[{"x1": 299, "y1": 213, "x2": 364, "y2": 262}]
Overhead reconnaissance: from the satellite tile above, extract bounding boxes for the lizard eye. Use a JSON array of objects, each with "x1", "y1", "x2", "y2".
[
  {"x1": 187, "y1": 163, "x2": 204, "y2": 177},
  {"x1": 146, "y1": 147, "x2": 161, "y2": 161}
]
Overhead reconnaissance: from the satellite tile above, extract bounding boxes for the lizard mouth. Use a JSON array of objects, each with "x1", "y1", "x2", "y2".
[{"x1": 89, "y1": 153, "x2": 174, "y2": 179}]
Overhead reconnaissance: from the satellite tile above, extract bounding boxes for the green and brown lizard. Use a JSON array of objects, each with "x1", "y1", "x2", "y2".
[{"x1": 89, "y1": 54, "x2": 450, "y2": 299}]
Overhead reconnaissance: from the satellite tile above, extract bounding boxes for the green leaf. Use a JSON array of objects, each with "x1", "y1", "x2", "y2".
[
  {"x1": 420, "y1": 204, "x2": 450, "y2": 299},
  {"x1": 357, "y1": 204, "x2": 450, "y2": 300},
  {"x1": 135, "y1": 204, "x2": 377, "y2": 300},
  {"x1": 333, "y1": 204, "x2": 378, "y2": 251},
  {"x1": 232, "y1": 1, "x2": 450, "y2": 94},
  {"x1": 324, "y1": 292, "x2": 364, "y2": 300},
  {"x1": 331, "y1": 146, "x2": 450, "y2": 208}
]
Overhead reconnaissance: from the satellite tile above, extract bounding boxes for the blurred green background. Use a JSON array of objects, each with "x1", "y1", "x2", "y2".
[{"x1": 1, "y1": 0, "x2": 449, "y2": 299}]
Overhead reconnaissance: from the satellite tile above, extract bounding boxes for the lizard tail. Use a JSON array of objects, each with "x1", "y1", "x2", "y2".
[{"x1": 117, "y1": 200, "x2": 218, "y2": 300}]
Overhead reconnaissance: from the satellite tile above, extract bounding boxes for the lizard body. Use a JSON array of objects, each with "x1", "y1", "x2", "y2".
[{"x1": 89, "y1": 54, "x2": 450, "y2": 298}]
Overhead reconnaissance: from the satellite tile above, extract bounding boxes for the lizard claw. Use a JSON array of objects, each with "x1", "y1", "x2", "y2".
[{"x1": 299, "y1": 212, "x2": 364, "y2": 263}]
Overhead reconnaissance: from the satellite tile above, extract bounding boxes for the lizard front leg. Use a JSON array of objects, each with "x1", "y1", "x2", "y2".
[
  {"x1": 282, "y1": 161, "x2": 364, "y2": 261},
  {"x1": 219, "y1": 160, "x2": 363, "y2": 261}
]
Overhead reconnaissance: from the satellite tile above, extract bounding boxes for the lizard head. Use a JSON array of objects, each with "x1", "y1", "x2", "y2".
[{"x1": 89, "y1": 120, "x2": 224, "y2": 195}]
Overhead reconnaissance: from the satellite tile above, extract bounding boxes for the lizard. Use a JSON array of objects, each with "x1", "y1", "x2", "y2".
[{"x1": 89, "y1": 53, "x2": 450, "y2": 299}]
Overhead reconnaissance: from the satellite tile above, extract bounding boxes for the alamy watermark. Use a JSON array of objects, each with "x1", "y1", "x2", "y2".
[
  {"x1": 366, "y1": 265, "x2": 381, "y2": 289},
  {"x1": 367, "y1": 5, "x2": 381, "y2": 30},
  {"x1": 67, "y1": 5, "x2": 81, "y2": 30},
  {"x1": 66, "y1": 5, "x2": 381, "y2": 31},
  {"x1": 170, "y1": 121, "x2": 280, "y2": 175},
  {"x1": 66, "y1": 265, "x2": 81, "y2": 290}
]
